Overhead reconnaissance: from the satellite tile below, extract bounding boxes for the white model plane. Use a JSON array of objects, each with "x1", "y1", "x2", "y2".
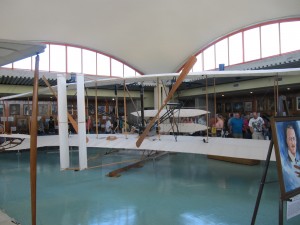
[
  {"x1": 1, "y1": 56, "x2": 300, "y2": 161},
  {"x1": 4, "y1": 47, "x2": 299, "y2": 225}
]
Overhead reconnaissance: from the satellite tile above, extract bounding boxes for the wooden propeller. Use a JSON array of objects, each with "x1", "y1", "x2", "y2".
[
  {"x1": 136, "y1": 55, "x2": 197, "y2": 147},
  {"x1": 42, "y1": 76, "x2": 89, "y2": 143}
]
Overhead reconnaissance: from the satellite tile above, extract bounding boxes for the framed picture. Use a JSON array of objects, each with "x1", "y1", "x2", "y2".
[
  {"x1": 0, "y1": 104, "x2": 4, "y2": 116},
  {"x1": 38, "y1": 104, "x2": 48, "y2": 116},
  {"x1": 297, "y1": 97, "x2": 300, "y2": 110},
  {"x1": 233, "y1": 102, "x2": 243, "y2": 112},
  {"x1": 23, "y1": 104, "x2": 32, "y2": 116},
  {"x1": 244, "y1": 101, "x2": 252, "y2": 112},
  {"x1": 97, "y1": 106, "x2": 105, "y2": 115},
  {"x1": 271, "y1": 116, "x2": 300, "y2": 200},
  {"x1": 257, "y1": 98, "x2": 265, "y2": 111},
  {"x1": 9, "y1": 104, "x2": 20, "y2": 115},
  {"x1": 225, "y1": 103, "x2": 232, "y2": 113},
  {"x1": 268, "y1": 98, "x2": 275, "y2": 111}
]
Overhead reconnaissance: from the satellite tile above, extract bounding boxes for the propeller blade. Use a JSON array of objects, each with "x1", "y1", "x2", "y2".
[{"x1": 136, "y1": 55, "x2": 197, "y2": 147}]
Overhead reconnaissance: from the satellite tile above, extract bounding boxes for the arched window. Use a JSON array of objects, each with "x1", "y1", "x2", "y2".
[
  {"x1": 50, "y1": 44, "x2": 66, "y2": 72},
  {"x1": 2, "y1": 43, "x2": 142, "y2": 77},
  {"x1": 281, "y1": 21, "x2": 300, "y2": 53},
  {"x1": 193, "y1": 18, "x2": 300, "y2": 72},
  {"x1": 244, "y1": 27, "x2": 260, "y2": 61}
]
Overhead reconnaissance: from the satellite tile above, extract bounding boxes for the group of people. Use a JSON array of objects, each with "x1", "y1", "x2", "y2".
[
  {"x1": 38, "y1": 116, "x2": 56, "y2": 135},
  {"x1": 104, "y1": 116, "x2": 130, "y2": 134},
  {"x1": 210, "y1": 111, "x2": 270, "y2": 140},
  {"x1": 87, "y1": 116, "x2": 126, "y2": 134}
]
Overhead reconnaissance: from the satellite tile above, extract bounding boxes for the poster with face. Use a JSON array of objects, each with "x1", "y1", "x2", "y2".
[{"x1": 271, "y1": 117, "x2": 300, "y2": 200}]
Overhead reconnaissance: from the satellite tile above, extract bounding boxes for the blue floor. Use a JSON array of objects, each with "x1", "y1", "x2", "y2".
[{"x1": 0, "y1": 148, "x2": 299, "y2": 225}]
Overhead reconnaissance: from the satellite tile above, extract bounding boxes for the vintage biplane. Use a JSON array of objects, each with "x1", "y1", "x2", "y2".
[
  {"x1": 1, "y1": 56, "x2": 300, "y2": 166},
  {"x1": 1, "y1": 43, "x2": 300, "y2": 225}
]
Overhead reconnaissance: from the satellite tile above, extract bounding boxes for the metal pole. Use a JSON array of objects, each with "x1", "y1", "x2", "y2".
[
  {"x1": 279, "y1": 198, "x2": 283, "y2": 225},
  {"x1": 251, "y1": 140, "x2": 273, "y2": 225}
]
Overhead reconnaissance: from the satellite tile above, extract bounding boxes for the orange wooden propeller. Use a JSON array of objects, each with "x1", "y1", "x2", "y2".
[{"x1": 136, "y1": 55, "x2": 197, "y2": 147}]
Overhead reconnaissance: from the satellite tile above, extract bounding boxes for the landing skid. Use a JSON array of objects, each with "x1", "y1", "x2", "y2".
[{"x1": 106, "y1": 151, "x2": 168, "y2": 177}]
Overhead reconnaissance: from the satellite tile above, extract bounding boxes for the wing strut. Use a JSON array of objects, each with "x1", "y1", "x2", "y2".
[
  {"x1": 42, "y1": 76, "x2": 89, "y2": 143},
  {"x1": 136, "y1": 55, "x2": 197, "y2": 147}
]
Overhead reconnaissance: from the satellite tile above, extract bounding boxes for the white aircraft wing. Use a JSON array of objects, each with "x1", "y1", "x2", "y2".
[
  {"x1": 1, "y1": 67, "x2": 300, "y2": 100},
  {"x1": 84, "y1": 67, "x2": 300, "y2": 88},
  {"x1": 131, "y1": 109, "x2": 208, "y2": 118},
  {"x1": 0, "y1": 77, "x2": 126, "y2": 100},
  {"x1": 159, "y1": 123, "x2": 208, "y2": 133}
]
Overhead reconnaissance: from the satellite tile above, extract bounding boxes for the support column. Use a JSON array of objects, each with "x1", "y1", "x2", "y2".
[
  {"x1": 154, "y1": 81, "x2": 160, "y2": 110},
  {"x1": 140, "y1": 84, "x2": 145, "y2": 131},
  {"x1": 154, "y1": 81, "x2": 167, "y2": 109},
  {"x1": 76, "y1": 73, "x2": 87, "y2": 170},
  {"x1": 57, "y1": 73, "x2": 69, "y2": 169}
]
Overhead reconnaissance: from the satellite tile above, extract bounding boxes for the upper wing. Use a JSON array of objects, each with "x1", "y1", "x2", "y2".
[{"x1": 1, "y1": 67, "x2": 300, "y2": 100}]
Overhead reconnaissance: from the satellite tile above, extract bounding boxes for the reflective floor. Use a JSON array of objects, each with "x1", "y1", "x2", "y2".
[{"x1": 0, "y1": 148, "x2": 299, "y2": 225}]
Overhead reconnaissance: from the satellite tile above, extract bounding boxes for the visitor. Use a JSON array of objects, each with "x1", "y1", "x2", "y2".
[
  {"x1": 38, "y1": 117, "x2": 45, "y2": 135},
  {"x1": 105, "y1": 117, "x2": 112, "y2": 134},
  {"x1": 48, "y1": 116, "x2": 55, "y2": 134},
  {"x1": 229, "y1": 113, "x2": 243, "y2": 138},
  {"x1": 248, "y1": 112, "x2": 265, "y2": 140}
]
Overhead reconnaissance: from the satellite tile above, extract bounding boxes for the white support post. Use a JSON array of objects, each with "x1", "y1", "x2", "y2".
[
  {"x1": 76, "y1": 73, "x2": 87, "y2": 170},
  {"x1": 154, "y1": 82, "x2": 160, "y2": 110},
  {"x1": 154, "y1": 81, "x2": 167, "y2": 109},
  {"x1": 57, "y1": 73, "x2": 70, "y2": 169}
]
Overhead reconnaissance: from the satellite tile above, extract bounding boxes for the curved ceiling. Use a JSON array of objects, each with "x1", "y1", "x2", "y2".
[{"x1": 0, "y1": 0, "x2": 300, "y2": 74}]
